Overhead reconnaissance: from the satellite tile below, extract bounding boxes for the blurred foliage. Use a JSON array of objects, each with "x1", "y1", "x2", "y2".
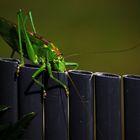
[
  {"x1": 0, "y1": 0, "x2": 140, "y2": 75},
  {"x1": 0, "y1": 105, "x2": 36, "y2": 140}
]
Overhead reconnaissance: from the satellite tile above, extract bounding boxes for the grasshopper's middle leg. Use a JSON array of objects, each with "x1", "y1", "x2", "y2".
[
  {"x1": 32, "y1": 62, "x2": 69, "y2": 97},
  {"x1": 32, "y1": 63, "x2": 47, "y2": 97},
  {"x1": 32, "y1": 63, "x2": 46, "y2": 88},
  {"x1": 32, "y1": 63, "x2": 69, "y2": 96}
]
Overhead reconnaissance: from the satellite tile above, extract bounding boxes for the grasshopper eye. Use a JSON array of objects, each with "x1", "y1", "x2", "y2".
[{"x1": 53, "y1": 60, "x2": 56, "y2": 63}]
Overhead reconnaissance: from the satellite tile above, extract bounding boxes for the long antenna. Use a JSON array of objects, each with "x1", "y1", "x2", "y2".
[
  {"x1": 87, "y1": 42, "x2": 140, "y2": 54},
  {"x1": 64, "y1": 53, "x2": 79, "y2": 59}
]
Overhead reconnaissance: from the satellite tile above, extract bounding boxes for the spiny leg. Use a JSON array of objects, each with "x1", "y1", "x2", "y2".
[
  {"x1": 16, "y1": 10, "x2": 39, "y2": 76},
  {"x1": 32, "y1": 63, "x2": 47, "y2": 97},
  {"x1": 18, "y1": 9, "x2": 38, "y2": 64},
  {"x1": 28, "y1": 11, "x2": 36, "y2": 33},
  {"x1": 17, "y1": 10, "x2": 47, "y2": 96},
  {"x1": 47, "y1": 62, "x2": 69, "y2": 96},
  {"x1": 17, "y1": 10, "x2": 46, "y2": 96},
  {"x1": 16, "y1": 10, "x2": 25, "y2": 76},
  {"x1": 20, "y1": 10, "x2": 36, "y2": 33},
  {"x1": 32, "y1": 63, "x2": 46, "y2": 89},
  {"x1": 32, "y1": 62, "x2": 69, "y2": 96}
]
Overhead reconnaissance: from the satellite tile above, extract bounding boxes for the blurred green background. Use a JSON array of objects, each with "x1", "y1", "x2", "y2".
[{"x1": 0, "y1": 0, "x2": 140, "y2": 75}]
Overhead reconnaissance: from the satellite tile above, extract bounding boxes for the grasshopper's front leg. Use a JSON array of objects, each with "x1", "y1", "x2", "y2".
[
  {"x1": 46, "y1": 62, "x2": 69, "y2": 96},
  {"x1": 65, "y1": 62, "x2": 79, "y2": 70}
]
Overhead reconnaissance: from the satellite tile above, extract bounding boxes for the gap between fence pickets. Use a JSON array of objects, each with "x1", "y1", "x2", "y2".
[
  {"x1": 42, "y1": 92, "x2": 45, "y2": 140},
  {"x1": 68, "y1": 94, "x2": 70, "y2": 140}
]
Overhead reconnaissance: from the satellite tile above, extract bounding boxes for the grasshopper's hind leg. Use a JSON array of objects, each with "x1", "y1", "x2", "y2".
[
  {"x1": 16, "y1": 10, "x2": 39, "y2": 76},
  {"x1": 16, "y1": 10, "x2": 25, "y2": 76},
  {"x1": 32, "y1": 64, "x2": 46, "y2": 88},
  {"x1": 28, "y1": 11, "x2": 36, "y2": 33}
]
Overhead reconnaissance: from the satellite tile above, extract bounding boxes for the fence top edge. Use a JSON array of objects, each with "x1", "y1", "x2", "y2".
[
  {"x1": 68, "y1": 70, "x2": 93, "y2": 76},
  {"x1": 94, "y1": 72, "x2": 121, "y2": 79},
  {"x1": 0, "y1": 58, "x2": 20, "y2": 64},
  {"x1": 123, "y1": 74, "x2": 140, "y2": 80}
]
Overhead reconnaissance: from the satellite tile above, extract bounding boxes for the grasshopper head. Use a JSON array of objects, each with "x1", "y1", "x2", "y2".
[
  {"x1": 53, "y1": 56, "x2": 66, "y2": 72},
  {"x1": 49, "y1": 43, "x2": 66, "y2": 72}
]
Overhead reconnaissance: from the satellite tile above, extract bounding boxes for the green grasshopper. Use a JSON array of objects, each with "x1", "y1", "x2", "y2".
[{"x1": 0, "y1": 9, "x2": 79, "y2": 96}]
